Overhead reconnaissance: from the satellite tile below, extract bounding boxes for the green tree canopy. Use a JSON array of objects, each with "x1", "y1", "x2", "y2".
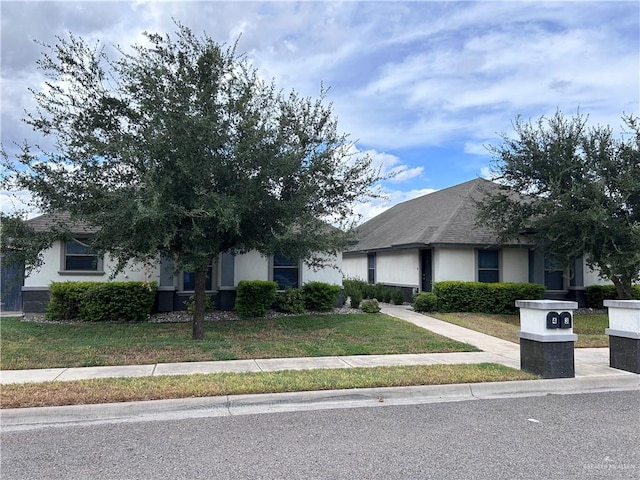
[
  {"x1": 0, "y1": 213, "x2": 56, "y2": 274},
  {"x1": 477, "y1": 111, "x2": 640, "y2": 299},
  {"x1": 2, "y1": 25, "x2": 383, "y2": 338}
]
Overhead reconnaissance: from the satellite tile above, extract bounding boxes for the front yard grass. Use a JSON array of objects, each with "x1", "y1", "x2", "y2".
[
  {"x1": 428, "y1": 312, "x2": 609, "y2": 348},
  {"x1": 0, "y1": 363, "x2": 538, "y2": 408},
  {"x1": 0, "y1": 313, "x2": 477, "y2": 370}
]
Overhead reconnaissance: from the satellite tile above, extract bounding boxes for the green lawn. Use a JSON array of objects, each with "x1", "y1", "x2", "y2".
[
  {"x1": 0, "y1": 313, "x2": 478, "y2": 370},
  {"x1": 429, "y1": 312, "x2": 609, "y2": 348}
]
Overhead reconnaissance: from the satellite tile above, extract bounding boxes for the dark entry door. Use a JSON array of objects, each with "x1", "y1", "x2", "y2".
[
  {"x1": 421, "y1": 249, "x2": 432, "y2": 292},
  {"x1": 1, "y1": 259, "x2": 24, "y2": 311}
]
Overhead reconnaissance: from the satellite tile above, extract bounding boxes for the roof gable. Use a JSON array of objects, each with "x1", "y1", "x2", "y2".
[{"x1": 348, "y1": 178, "x2": 526, "y2": 252}]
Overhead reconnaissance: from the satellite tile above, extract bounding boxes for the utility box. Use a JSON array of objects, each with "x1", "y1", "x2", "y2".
[
  {"x1": 516, "y1": 300, "x2": 578, "y2": 378},
  {"x1": 604, "y1": 300, "x2": 640, "y2": 374}
]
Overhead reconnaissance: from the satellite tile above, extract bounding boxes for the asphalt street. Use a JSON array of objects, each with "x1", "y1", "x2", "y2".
[{"x1": 1, "y1": 390, "x2": 638, "y2": 480}]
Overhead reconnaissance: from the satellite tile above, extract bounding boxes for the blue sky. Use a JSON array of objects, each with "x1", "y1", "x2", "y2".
[{"x1": 1, "y1": 1, "x2": 638, "y2": 222}]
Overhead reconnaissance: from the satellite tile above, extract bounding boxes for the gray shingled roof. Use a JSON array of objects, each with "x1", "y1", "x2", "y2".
[
  {"x1": 26, "y1": 212, "x2": 99, "y2": 234},
  {"x1": 346, "y1": 178, "x2": 530, "y2": 252}
]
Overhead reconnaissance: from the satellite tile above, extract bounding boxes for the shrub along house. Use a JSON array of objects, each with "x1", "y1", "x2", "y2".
[
  {"x1": 342, "y1": 178, "x2": 609, "y2": 306},
  {"x1": 21, "y1": 213, "x2": 342, "y2": 314}
]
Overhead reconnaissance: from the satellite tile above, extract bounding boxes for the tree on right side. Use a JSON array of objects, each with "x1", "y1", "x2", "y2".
[{"x1": 477, "y1": 111, "x2": 640, "y2": 299}]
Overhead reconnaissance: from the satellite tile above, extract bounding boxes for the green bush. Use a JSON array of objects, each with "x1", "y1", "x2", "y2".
[
  {"x1": 360, "y1": 298, "x2": 381, "y2": 313},
  {"x1": 414, "y1": 292, "x2": 438, "y2": 312},
  {"x1": 371, "y1": 285, "x2": 382, "y2": 301},
  {"x1": 79, "y1": 282, "x2": 157, "y2": 322},
  {"x1": 275, "y1": 287, "x2": 306, "y2": 314},
  {"x1": 585, "y1": 284, "x2": 640, "y2": 308},
  {"x1": 46, "y1": 281, "x2": 97, "y2": 321},
  {"x1": 343, "y1": 278, "x2": 365, "y2": 308},
  {"x1": 362, "y1": 283, "x2": 377, "y2": 299},
  {"x1": 390, "y1": 288, "x2": 405, "y2": 305},
  {"x1": 348, "y1": 289, "x2": 362, "y2": 309},
  {"x1": 235, "y1": 280, "x2": 278, "y2": 318},
  {"x1": 302, "y1": 281, "x2": 341, "y2": 312},
  {"x1": 46, "y1": 281, "x2": 157, "y2": 322},
  {"x1": 433, "y1": 281, "x2": 545, "y2": 314}
]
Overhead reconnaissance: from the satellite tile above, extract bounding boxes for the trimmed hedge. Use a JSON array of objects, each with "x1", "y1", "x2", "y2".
[
  {"x1": 46, "y1": 281, "x2": 97, "y2": 321},
  {"x1": 343, "y1": 278, "x2": 405, "y2": 305},
  {"x1": 585, "y1": 285, "x2": 640, "y2": 308},
  {"x1": 235, "y1": 280, "x2": 277, "y2": 318},
  {"x1": 433, "y1": 281, "x2": 545, "y2": 314},
  {"x1": 275, "y1": 288, "x2": 306, "y2": 314},
  {"x1": 390, "y1": 288, "x2": 405, "y2": 305},
  {"x1": 302, "y1": 281, "x2": 341, "y2": 312},
  {"x1": 78, "y1": 282, "x2": 157, "y2": 322},
  {"x1": 360, "y1": 298, "x2": 381, "y2": 313},
  {"x1": 46, "y1": 281, "x2": 157, "y2": 322},
  {"x1": 413, "y1": 292, "x2": 438, "y2": 312}
]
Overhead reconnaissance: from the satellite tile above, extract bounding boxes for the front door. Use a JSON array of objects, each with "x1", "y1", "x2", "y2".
[
  {"x1": 1, "y1": 258, "x2": 24, "y2": 311},
  {"x1": 421, "y1": 249, "x2": 432, "y2": 292}
]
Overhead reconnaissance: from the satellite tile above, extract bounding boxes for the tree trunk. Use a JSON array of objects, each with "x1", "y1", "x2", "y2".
[
  {"x1": 611, "y1": 275, "x2": 633, "y2": 300},
  {"x1": 192, "y1": 269, "x2": 207, "y2": 340}
]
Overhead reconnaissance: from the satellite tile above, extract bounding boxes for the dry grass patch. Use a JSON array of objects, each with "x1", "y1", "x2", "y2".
[
  {"x1": 428, "y1": 312, "x2": 609, "y2": 348},
  {"x1": 1, "y1": 363, "x2": 538, "y2": 408}
]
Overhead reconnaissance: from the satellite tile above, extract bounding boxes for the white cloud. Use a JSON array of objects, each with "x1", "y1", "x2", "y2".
[
  {"x1": 353, "y1": 187, "x2": 437, "y2": 224},
  {"x1": 1, "y1": 0, "x2": 637, "y2": 215},
  {"x1": 463, "y1": 142, "x2": 491, "y2": 156},
  {"x1": 479, "y1": 166, "x2": 496, "y2": 181},
  {"x1": 355, "y1": 149, "x2": 424, "y2": 184},
  {"x1": 0, "y1": 189, "x2": 38, "y2": 218}
]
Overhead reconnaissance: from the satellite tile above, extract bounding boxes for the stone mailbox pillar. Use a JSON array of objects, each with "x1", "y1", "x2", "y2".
[
  {"x1": 604, "y1": 300, "x2": 640, "y2": 374},
  {"x1": 516, "y1": 300, "x2": 578, "y2": 378}
]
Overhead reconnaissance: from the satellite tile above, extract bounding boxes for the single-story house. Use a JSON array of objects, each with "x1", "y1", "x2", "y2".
[
  {"x1": 20, "y1": 213, "x2": 342, "y2": 314},
  {"x1": 342, "y1": 178, "x2": 609, "y2": 306}
]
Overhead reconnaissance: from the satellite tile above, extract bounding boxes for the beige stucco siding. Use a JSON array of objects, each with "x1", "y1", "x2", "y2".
[
  {"x1": 301, "y1": 254, "x2": 343, "y2": 286},
  {"x1": 341, "y1": 254, "x2": 368, "y2": 281},
  {"x1": 24, "y1": 241, "x2": 160, "y2": 287},
  {"x1": 433, "y1": 247, "x2": 476, "y2": 282},
  {"x1": 233, "y1": 251, "x2": 343, "y2": 287},
  {"x1": 501, "y1": 248, "x2": 529, "y2": 283},
  {"x1": 376, "y1": 249, "x2": 420, "y2": 286},
  {"x1": 233, "y1": 251, "x2": 269, "y2": 284},
  {"x1": 583, "y1": 258, "x2": 612, "y2": 286}
]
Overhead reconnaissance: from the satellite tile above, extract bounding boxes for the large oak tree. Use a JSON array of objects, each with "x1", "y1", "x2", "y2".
[
  {"x1": 3, "y1": 25, "x2": 382, "y2": 338},
  {"x1": 478, "y1": 111, "x2": 640, "y2": 299}
]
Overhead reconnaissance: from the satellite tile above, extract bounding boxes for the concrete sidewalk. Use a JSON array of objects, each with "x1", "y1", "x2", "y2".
[{"x1": 1, "y1": 304, "x2": 637, "y2": 385}]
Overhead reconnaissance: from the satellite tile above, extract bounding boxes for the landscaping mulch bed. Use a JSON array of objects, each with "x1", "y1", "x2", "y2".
[{"x1": 20, "y1": 307, "x2": 358, "y2": 324}]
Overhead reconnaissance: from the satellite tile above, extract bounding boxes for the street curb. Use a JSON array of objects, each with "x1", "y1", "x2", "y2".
[{"x1": 2, "y1": 374, "x2": 637, "y2": 432}]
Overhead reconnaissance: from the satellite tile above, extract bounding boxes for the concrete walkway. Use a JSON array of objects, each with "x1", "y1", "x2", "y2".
[{"x1": 0, "y1": 305, "x2": 637, "y2": 385}]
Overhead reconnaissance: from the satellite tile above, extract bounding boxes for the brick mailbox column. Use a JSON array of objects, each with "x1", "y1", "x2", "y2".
[
  {"x1": 516, "y1": 300, "x2": 578, "y2": 378},
  {"x1": 604, "y1": 300, "x2": 640, "y2": 374}
]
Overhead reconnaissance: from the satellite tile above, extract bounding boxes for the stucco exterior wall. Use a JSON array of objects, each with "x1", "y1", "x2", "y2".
[
  {"x1": 341, "y1": 254, "x2": 368, "y2": 281},
  {"x1": 26, "y1": 244, "x2": 342, "y2": 289},
  {"x1": 301, "y1": 254, "x2": 343, "y2": 286},
  {"x1": 501, "y1": 248, "x2": 529, "y2": 283},
  {"x1": 376, "y1": 249, "x2": 420, "y2": 286},
  {"x1": 24, "y1": 241, "x2": 160, "y2": 287},
  {"x1": 233, "y1": 251, "x2": 269, "y2": 284},
  {"x1": 433, "y1": 247, "x2": 475, "y2": 282},
  {"x1": 583, "y1": 261, "x2": 612, "y2": 286}
]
